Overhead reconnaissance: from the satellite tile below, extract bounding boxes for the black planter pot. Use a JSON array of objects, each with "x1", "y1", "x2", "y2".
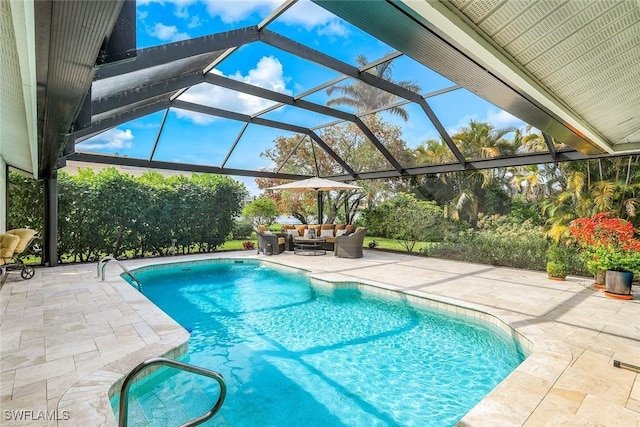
[{"x1": 605, "y1": 270, "x2": 633, "y2": 295}]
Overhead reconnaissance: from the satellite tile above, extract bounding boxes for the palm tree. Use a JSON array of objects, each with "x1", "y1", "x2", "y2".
[
  {"x1": 326, "y1": 54, "x2": 420, "y2": 121},
  {"x1": 542, "y1": 156, "x2": 640, "y2": 241},
  {"x1": 451, "y1": 120, "x2": 517, "y2": 159},
  {"x1": 413, "y1": 139, "x2": 456, "y2": 165},
  {"x1": 414, "y1": 121, "x2": 520, "y2": 225}
]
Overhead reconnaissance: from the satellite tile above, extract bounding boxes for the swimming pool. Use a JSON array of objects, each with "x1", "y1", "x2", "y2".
[{"x1": 112, "y1": 259, "x2": 528, "y2": 426}]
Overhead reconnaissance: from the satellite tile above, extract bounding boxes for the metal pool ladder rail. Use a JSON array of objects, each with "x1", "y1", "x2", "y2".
[
  {"x1": 97, "y1": 256, "x2": 142, "y2": 291},
  {"x1": 118, "y1": 357, "x2": 227, "y2": 427}
]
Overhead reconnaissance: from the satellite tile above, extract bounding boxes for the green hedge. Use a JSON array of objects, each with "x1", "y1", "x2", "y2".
[{"x1": 8, "y1": 168, "x2": 248, "y2": 262}]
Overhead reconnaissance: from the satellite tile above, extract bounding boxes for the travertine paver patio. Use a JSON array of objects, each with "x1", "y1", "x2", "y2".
[{"x1": 1, "y1": 250, "x2": 638, "y2": 426}]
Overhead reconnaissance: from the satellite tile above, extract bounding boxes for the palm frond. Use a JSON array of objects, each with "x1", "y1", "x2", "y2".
[
  {"x1": 590, "y1": 180, "x2": 616, "y2": 212},
  {"x1": 624, "y1": 198, "x2": 638, "y2": 218}
]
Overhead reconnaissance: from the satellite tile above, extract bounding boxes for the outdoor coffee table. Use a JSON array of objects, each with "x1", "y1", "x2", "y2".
[{"x1": 293, "y1": 237, "x2": 327, "y2": 256}]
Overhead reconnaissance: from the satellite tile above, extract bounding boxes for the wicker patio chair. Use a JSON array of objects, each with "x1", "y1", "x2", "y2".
[
  {"x1": 334, "y1": 227, "x2": 367, "y2": 259},
  {"x1": 255, "y1": 226, "x2": 286, "y2": 255}
]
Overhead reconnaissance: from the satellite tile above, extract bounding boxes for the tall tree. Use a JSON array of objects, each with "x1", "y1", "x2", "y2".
[
  {"x1": 257, "y1": 116, "x2": 414, "y2": 223},
  {"x1": 326, "y1": 54, "x2": 420, "y2": 121},
  {"x1": 413, "y1": 121, "x2": 519, "y2": 225}
]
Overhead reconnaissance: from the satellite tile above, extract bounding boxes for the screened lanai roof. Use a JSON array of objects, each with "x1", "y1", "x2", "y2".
[{"x1": 13, "y1": 0, "x2": 640, "y2": 182}]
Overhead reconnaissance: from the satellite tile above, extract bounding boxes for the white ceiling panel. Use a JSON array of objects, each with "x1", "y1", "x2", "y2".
[{"x1": 440, "y1": 0, "x2": 640, "y2": 151}]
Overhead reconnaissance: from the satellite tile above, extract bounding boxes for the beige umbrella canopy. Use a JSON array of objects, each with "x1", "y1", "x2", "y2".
[
  {"x1": 268, "y1": 177, "x2": 362, "y2": 223},
  {"x1": 268, "y1": 177, "x2": 362, "y2": 192}
]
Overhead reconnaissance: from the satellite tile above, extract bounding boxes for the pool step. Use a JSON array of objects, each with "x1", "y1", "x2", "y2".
[
  {"x1": 116, "y1": 358, "x2": 226, "y2": 427},
  {"x1": 120, "y1": 372, "x2": 229, "y2": 426}
]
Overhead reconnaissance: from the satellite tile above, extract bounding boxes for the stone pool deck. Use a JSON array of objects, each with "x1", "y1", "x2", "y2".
[{"x1": 1, "y1": 250, "x2": 638, "y2": 426}]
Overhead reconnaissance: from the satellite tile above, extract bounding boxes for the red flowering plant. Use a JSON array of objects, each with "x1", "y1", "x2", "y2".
[{"x1": 568, "y1": 212, "x2": 640, "y2": 274}]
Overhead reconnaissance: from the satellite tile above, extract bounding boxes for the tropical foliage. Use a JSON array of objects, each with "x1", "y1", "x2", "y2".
[
  {"x1": 422, "y1": 214, "x2": 566, "y2": 272},
  {"x1": 363, "y1": 193, "x2": 444, "y2": 252},
  {"x1": 568, "y1": 212, "x2": 640, "y2": 274},
  {"x1": 241, "y1": 196, "x2": 279, "y2": 226},
  {"x1": 326, "y1": 53, "x2": 420, "y2": 120},
  {"x1": 7, "y1": 171, "x2": 44, "y2": 233},
  {"x1": 8, "y1": 168, "x2": 247, "y2": 262},
  {"x1": 413, "y1": 121, "x2": 525, "y2": 226},
  {"x1": 256, "y1": 115, "x2": 413, "y2": 224},
  {"x1": 542, "y1": 156, "x2": 640, "y2": 241},
  {"x1": 546, "y1": 244, "x2": 570, "y2": 279}
]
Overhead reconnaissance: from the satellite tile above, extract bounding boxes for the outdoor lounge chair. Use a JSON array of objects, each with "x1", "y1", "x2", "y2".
[
  {"x1": 334, "y1": 227, "x2": 367, "y2": 259},
  {"x1": 0, "y1": 228, "x2": 37, "y2": 279},
  {"x1": 255, "y1": 225, "x2": 286, "y2": 255}
]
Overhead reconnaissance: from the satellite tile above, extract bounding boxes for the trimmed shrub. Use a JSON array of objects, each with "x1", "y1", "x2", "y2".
[{"x1": 232, "y1": 221, "x2": 255, "y2": 240}]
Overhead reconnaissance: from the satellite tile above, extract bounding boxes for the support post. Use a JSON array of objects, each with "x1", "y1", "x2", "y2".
[
  {"x1": 317, "y1": 191, "x2": 323, "y2": 225},
  {"x1": 0, "y1": 156, "x2": 6, "y2": 232},
  {"x1": 44, "y1": 173, "x2": 58, "y2": 266}
]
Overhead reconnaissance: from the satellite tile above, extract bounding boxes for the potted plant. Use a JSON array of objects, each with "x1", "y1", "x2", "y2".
[
  {"x1": 593, "y1": 244, "x2": 640, "y2": 298},
  {"x1": 585, "y1": 257, "x2": 607, "y2": 289},
  {"x1": 569, "y1": 213, "x2": 639, "y2": 298},
  {"x1": 546, "y1": 244, "x2": 569, "y2": 280}
]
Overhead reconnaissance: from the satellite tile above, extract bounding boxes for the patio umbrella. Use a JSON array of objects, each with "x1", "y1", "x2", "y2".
[{"x1": 268, "y1": 177, "x2": 361, "y2": 224}]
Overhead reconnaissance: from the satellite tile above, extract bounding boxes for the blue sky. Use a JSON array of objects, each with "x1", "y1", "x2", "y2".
[{"x1": 78, "y1": 0, "x2": 527, "y2": 195}]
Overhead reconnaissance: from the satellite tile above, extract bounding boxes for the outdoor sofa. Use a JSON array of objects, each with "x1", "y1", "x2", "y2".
[{"x1": 283, "y1": 224, "x2": 355, "y2": 251}]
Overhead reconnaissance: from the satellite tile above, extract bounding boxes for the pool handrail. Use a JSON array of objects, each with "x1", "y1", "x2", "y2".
[
  {"x1": 118, "y1": 357, "x2": 227, "y2": 427},
  {"x1": 98, "y1": 256, "x2": 142, "y2": 292}
]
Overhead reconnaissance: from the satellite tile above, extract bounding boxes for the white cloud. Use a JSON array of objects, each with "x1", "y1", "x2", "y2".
[
  {"x1": 79, "y1": 128, "x2": 134, "y2": 151},
  {"x1": 139, "y1": 0, "x2": 348, "y2": 40},
  {"x1": 149, "y1": 23, "x2": 190, "y2": 42},
  {"x1": 278, "y1": 0, "x2": 337, "y2": 29},
  {"x1": 202, "y1": 0, "x2": 281, "y2": 24},
  {"x1": 187, "y1": 15, "x2": 202, "y2": 28},
  {"x1": 137, "y1": 0, "x2": 197, "y2": 18},
  {"x1": 173, "y1": 108, "x2": 217, "y2": 125},
  {"x1": 446, "y1": 109, "x2": 524, "y2": 134},
  {"x1": 175, "y1": 56, "x2": 291, "y2": 125},
  {"x1": 486, "y1": 109, "x2": 523, "y2": 127},
  {"x1": 317, "y1": 20, "x2": 349, "y2": 37},
  {"x1": 198, "y1": 0, "x2": 346, "y2": 36},
  {"x1": 172, "y1": 0, "x2": 195, "y2": 18},
  {"x1": 231, "y1": 56, "x2": 289, "y2": 92}
]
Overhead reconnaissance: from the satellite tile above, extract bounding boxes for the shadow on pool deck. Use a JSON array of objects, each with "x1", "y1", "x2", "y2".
[{"x1": 0, "y1": 251, "x2": 638, "y2": 426}]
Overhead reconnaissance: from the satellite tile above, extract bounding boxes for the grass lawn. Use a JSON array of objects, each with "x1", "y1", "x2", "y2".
[
  {"x1": 220, "y1": 239, "x2": 256, "y2": 251},
  {"x1": 222, "y1": 236, "x2": 429, "y2": 254},
  {"x1": 21, "y1": 235, "x2": 428, "y2": 265},
  {"x1": 363, "y1": 236, "x2": 430, "y2": 253}
]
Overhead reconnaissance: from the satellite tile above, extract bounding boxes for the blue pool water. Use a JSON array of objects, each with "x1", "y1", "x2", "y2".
[{"x1": 112, "y1": 260, "x2": 527, "y2": 426}]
